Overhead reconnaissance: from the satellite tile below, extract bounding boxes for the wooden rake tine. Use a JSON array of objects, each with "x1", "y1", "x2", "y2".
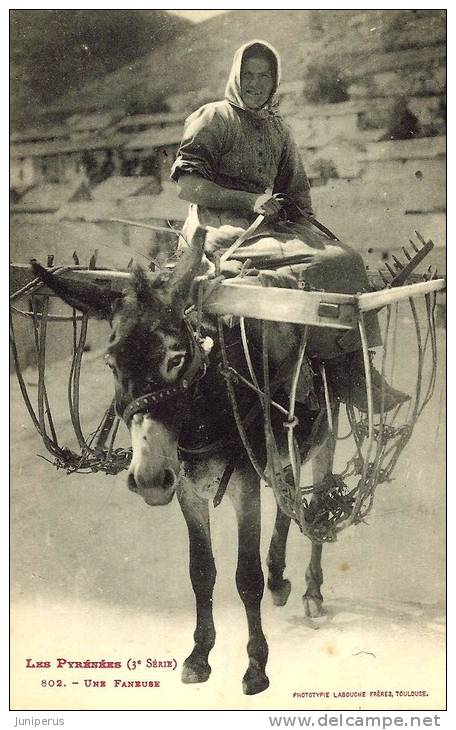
[
  {"x1": 385, "y1": 262, "x2": 396, "y2": 278},
  {"x1": 415, "y1": 230, "x2": 428, "y2": 247},
  {"x1": 402, "y1": 246, "x2": 412, "y2": 261},
  {"x1": 423, "y1": 265, "x2": 438, "y2": 281},
  {"x1": 392, "y1": 254, "x2": 404, "y2": 271}
]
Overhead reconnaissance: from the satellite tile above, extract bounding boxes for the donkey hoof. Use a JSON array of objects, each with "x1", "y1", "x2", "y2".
[
  {"x1": 181, "y1": 654, "x2": 211, "y2": 684},
  {"x1": 270, "y1": 579, "x2": 291, "y2": 607},
  {"x1": 242, "y1": 667, "x2": 270, "y2": 695},
  {"x1": 303, "y1": 595, "x2": 326, "y2": 618}
]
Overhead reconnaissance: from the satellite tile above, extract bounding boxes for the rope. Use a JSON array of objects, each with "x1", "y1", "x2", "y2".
[
  {"x1": 320, "y1": 362, "x2": 333, "y2": 435},
  {"x1": 286, "y1": 326, "x2": 309, "y2": 488},
  {"x1": 418, "y1": 292, "x2": 438, "y2": 415},
  {"x1": 10, "y1": 313, "x2": 49, "y2": 439},
  {"x1": 35, "y1": 297, "x2": 61, "y2": 456},
  {"x1": 240, "y1": 317, "x2": 261, "y2": 393},
  {"x1": 221, "y1": 365, "x2": 289, "y2": 417},
  {"x1": 68, "y1": 311, "x2": 94, "y2": 453}
]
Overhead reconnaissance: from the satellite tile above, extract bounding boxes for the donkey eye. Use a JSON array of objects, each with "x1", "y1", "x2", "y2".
[{"x1": 168, "y1": 355, "x2": 185, "y2": 369}]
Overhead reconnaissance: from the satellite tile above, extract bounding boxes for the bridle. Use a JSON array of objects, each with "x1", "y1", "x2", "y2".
[{"x1": 121, "y1": 317, "x2": 208, "y2": 426}]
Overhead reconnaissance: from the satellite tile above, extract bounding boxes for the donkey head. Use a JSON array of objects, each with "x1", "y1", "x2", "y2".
[{"x1": 32, "y1": 229, "x2": 206, "y2": 506}]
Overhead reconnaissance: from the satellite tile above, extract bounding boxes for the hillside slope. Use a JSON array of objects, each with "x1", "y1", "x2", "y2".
[
  {"x1": 43, "y1": 9, "x2": 445, "y2": 116},
  {"x1": 10, "y1": 9, "x2": 190, "y2": 125}
]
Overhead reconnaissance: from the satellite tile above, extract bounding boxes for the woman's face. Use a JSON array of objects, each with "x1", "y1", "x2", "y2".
[{"x1": 240, "y1": 56, "x2": 274, "y2": 109}]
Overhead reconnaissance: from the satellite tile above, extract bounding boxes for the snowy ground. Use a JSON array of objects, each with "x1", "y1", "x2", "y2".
[{"x1": 10, "y1": 303, "x2": 446, "y2": 711}]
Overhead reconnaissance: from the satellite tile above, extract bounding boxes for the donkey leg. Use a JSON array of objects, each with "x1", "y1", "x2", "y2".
[
  {"x1": 303, "y1": 439, "x2": 334, "y2": 618},
  {"x1": 303, "y1": 542, "x2": 325, "y2": 618},
  {"x1": 178, "y1": 485, "x2": 216, "y2": 684},
  {"x1": 267, "y1": 504, "x2": 292, "y2": 607},
  {"x1": 230, "y1": 472, "x2": 269, "y2": 695}
]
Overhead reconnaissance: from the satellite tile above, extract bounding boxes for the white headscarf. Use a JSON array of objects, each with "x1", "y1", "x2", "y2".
[{"x1": 224, "y1": 39, "x2": 282, "y2": 119}]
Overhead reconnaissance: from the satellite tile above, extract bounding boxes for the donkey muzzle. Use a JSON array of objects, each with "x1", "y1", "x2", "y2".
[{"x1": 127, "y1": 468, "x2": 177, "y2": 505}]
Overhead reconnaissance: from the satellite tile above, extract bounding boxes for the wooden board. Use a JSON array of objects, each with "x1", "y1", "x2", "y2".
[
  {"x1": 10, "y1": 263, "x2": 131, "y2": 295},
  {"x1": 200, "y1": 278, "x2": 358, "y2": 329},
  {"x1": 10, "y1": 263, "x2": 445, "y2": 330},
  {"x1": 357, "y1": 278, "x2": 446, "y2": 311}
]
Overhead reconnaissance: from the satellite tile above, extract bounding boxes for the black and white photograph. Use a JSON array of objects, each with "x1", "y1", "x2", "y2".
[{"x1": 9, "y1": 7, "x2": 447, "y2": 718}]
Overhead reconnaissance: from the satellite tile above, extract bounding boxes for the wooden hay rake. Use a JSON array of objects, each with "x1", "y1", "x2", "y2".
[{"x1": 10, "y1": 235, "x2": 445, "y2": 542}]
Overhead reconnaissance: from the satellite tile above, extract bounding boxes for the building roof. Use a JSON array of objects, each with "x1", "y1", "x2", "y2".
[
  {"x1": 125, "y1": 124, "x2": 184, "y2": 150},
  {"x1": 358, "y1": 135, "x2": 446, "y2": 162},
  {"x1": 56, "y1": 200, "x2": 118, "y2": 222},
  {"x1": 119, "y1": 185, "x2": 188, "y2": 221},
  {"x1": 10, "y1": 181, "x2": 89, "y2": 213},
  {"x1": 308, "y1": 140, "x2": 362, "y2": 179},
  {"x1": 11, "y1": 140, "x2": 65, "y2": 159},
  {"x1": 115, "y1": 111, "x2": 187, "y2": 130},
  {"x1": 278, "y1": 80, "x2": 305, "y2": 96},
  {"x1": 66, "y1": 112, "x2": 121, "y2": 132},
  {"x1": 11, "y1": 217, "x2": 135, "y2": 271},
  {"x1": 10, "y1": 125, "x2": 70, "y2": 143},
  {"x1": 56, "y1": 184, "x2": 187, "y2": 224},
  {"x1": 91, "y1": 176, "x2": 161, "y2": 203},
  {"x1": 355, "y1": 128, "x2": 390, "y2": 144},
  {"x1": 11, "y1": 132, "x2": 132, "y2": 159},
  {"x1": 289, "y1": 100, "x2": 365, "y2": 120}
]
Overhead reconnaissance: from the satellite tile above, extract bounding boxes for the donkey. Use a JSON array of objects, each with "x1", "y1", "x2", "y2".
[{"x1": 32, "y1": 227, "x2": 335, "y2": 695}]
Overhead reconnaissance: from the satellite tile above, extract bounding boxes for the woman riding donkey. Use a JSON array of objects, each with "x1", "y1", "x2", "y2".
[{"x1": 171, "y1": 39, "x2": 409, "y2": 413}]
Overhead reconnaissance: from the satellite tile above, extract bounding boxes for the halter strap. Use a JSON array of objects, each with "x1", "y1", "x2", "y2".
[{"x1": 122, "y1": 379, "x2": 192, "y2": 424}]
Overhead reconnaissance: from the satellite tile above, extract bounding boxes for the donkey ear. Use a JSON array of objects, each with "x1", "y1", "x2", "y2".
[
  {"x1": 31, "y1": 262, "x2": 122, "y2": 321},
  {"x1": 167, "y1": 226, "x2": 206, "y2": 306}
]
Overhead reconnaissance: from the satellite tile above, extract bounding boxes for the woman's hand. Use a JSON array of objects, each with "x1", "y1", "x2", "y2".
[{"x1": 253, "y1": 193, "x2": 285, "y2": 219}]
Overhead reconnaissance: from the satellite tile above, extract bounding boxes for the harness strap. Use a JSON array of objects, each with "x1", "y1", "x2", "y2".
[
  {"x1": 178, "y1": 435, "x2": 231, "y2": 456},
  {"x1": 213, "y1": 461, "x2": 237, "y2": 508},
  {"x1": 93, "y1": 399, "x2": 118, "y2": 451},
  {"x1": 123, "y1": 379, "x2": 191, "y2": 424},
  {"x1": 68, "y1": 310, "x2": 94, "y2": 453}
]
